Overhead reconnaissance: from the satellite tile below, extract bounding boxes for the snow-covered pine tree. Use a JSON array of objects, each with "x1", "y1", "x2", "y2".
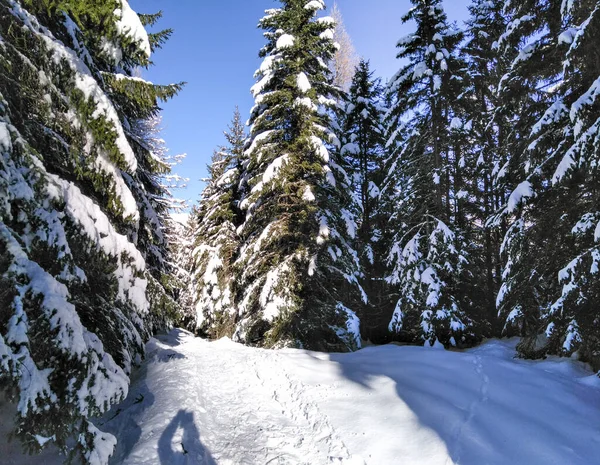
[
  {"x1": 484, "y1": 1, "x2": 555, "y2": 344},
  {"x1": 497, "y1": 0, "x2": 600, "y2": 370},
  {"x1": 493, "y1": 0, "x2": 564, "y2": 345},
  {"x1": 459, "y1": 0, "x2": 512, "y2": 335},
  {"x1": 383, "y1": 0, "x2": 478, "y2": 347},
  {"x1": 167, "y1": 208, "x2": 197, "y2": 329},
  {"x1": 235, "y1": 0, "x2": 363, "y2": 351},
  {"x1": 0, "y1": 1, "x2": 182, "y2": 463},
  {"x1": 191, "y1": 108, "x2": 245, "y2": 338},
  {"x1": 339, "y1": 59, "x2": 389, "y2": 341},
  {"x1": 128, "y1": 112, "x2": 189, "y2": 333}
]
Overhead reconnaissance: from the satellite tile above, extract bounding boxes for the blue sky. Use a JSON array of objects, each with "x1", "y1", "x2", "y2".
[{"x1": 130, "y1": 0, "x2": 470, "y2": 206}]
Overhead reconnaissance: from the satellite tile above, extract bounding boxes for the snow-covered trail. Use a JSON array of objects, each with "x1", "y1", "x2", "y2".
[
  {"x1": 102, "y1": 331, "x2": 363, "y2": 465},
  {"x1": 96, "y1": 329, "x2": 600, "y2": 465},
  {"x1": 4, "y1": 329, "x2": 599, "y2": 464}
]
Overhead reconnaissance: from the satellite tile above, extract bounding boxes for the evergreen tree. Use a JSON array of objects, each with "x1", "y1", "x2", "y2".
[
  {"x1": 497, "y1": 0, "x2": 600, "y2": 369},
  {"x1": 191, "y1": 108, "x2": 246, "y2": 339},
  {"x1": 493, "y1": 0, "x2": 564, "y2": 346},
  {"x1": 0, "y1": 1, "x2": 181, "y2": 462},
  {"x1": 339, "y1": 60, "x2": 389, "y2": 341},
  {"x1": 383, "y1": 0, "x2": 478, "y2": 347},
  {"x1": 167, "y1": 209, "x2": 197, "y2": 329},
  {"x1": 459, "y1": 0, "x2": 512, "y2": 335},
  {"x1": 478, "y1": 0, "x2": 552, "y2": 345},
  {"x1": 129, "y1": 113, "x2": 188, "y2": 334},
  {"x1": 234, "y1": 0, "x2": 363, "y2": 351}
]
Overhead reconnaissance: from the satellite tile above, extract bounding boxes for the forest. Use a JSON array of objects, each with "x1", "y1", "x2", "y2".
[{"x1": 0, "y1": 0, "x2": 599, "y2": 464}]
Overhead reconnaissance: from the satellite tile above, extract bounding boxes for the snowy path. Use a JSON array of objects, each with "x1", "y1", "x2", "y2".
[
  {"x1": 95, "y1": 330, "x2": 600, "y2": 465},
  {"x1": 4, "y1": 329, "x2": 600, "y2": 464},
  {"x1": 102, "y1": 333, "x2": 363, "y2": 465}
]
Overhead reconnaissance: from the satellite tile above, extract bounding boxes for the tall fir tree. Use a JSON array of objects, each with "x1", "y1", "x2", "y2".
[
  {"x1": 129, "y1": 112, "x2": 188, "y2": 334},
  {"x1": 191, "y1": 108, "x2": 246, "y2": 339},
  {"x1": 234, "y1": 0, "x2": 364, "y2": 351},
  {"x1": 339, "y1": 59, "x2": 389, "y2": 341},
  {"x1": 167, "y1": 208, "x2": 197, "y2": 329},
  {"x1": 459, "y1": 0, "x2": 512, "y2": 335},
  {"x1": 497, "y1": 0, "x2": 600, "y2": 370},
  {"x1": 382, "y1": 0, "x2": 478, "y2": 347},
  {"x1": 0, "y1": 1, "x2": 182, "y2": 462},
  {"x1": 494, "y1": 0, "x2": 566, "y2": 347}
]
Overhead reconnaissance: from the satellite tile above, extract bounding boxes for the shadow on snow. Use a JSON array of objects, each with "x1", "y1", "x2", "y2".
[
  {"x1": 327, "y1": 343, "x2": 600, "y2": 465},
  {"x1": 158, "y1": 410, "x2": 216, "y2": 465},
  {"x1": 103, "y1": 329, "x2": 214, "y2": 464}
]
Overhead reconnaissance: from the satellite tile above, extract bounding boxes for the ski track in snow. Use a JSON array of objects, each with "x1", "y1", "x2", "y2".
[{"x1": 3, "y1": 329, "x2": 600, "y2": 465}]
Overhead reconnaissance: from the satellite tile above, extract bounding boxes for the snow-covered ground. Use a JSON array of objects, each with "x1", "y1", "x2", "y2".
[{"x1": 3, "y1": 329, "x2": 600, "y2": 464}]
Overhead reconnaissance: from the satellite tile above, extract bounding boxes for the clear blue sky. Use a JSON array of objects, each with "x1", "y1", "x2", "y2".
[{"x1": 130, "y1": 0, "x2": 470, "y2": 206}]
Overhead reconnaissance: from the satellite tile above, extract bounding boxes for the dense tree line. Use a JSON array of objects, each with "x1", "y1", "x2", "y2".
[{"x1": 188, "y1": 0, "x2": 600, "y2": 374}]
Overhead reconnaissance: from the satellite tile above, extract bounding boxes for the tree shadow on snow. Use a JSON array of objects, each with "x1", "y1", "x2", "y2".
[
  {"x1": 102, "y1": 331, "x2": 215, "y2": 464},
  {"x1": 104, "y1": 333, "x2": 182, "y2": 463},
  {"x1": 158, "y1": 410, "x2": 216, "y2": 465},
  {"x1": 151, "y1": 349, "x2": 187, "y2": 363},
  {"x1": 327, "y1": 345, "x2": 489, "y2": 465},
  {"x1": 154, "y1": 328, "x2": 194, "y2": 348},
  {"x1": 327, "y1": 344, "x2": 599, "y2": 465},
  {"x1": 105, "y1": 380, "x2": 155, "y2": 464}
]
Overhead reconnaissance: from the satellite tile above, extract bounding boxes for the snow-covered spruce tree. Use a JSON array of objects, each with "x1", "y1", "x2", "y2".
[
  {"x1": 0, "y1": 1, "x2": 181, "y2": 463},
  {"x1": 132, "y1": 110, "x2": 193, "y2": 332},
  {"x1": 497, "y1": 0, "x2": 600, "y2": 369},
  {"x1": 484, "y1": 1, "x2": 555, "y2": 343},
  {"x1": 131, "y1": 110, "x2": 192, "y2": 331},
  {"x1": 191, "y1": 108, "x2": 245, "y2": 338},
  {"x1": 458, "y1": 0, "x2": 512, "y2": 335},
  {"x1": 339, "y1": 60, "x2": 389, "y2": 341},
  {"x1": 492, "y1": 0, "x2": 564, "y2": 346},
  {"x1": 235, "y1": 0, "x2": 364, "y2": 351},
  {"x1": 128, "y1": 112, "x2": 188, "y2": 334},
  {"x1": 167, "y1": 208, "x2": 197, "y2": 329},
  {"x1": 382, "y1": 0, "x2": 478, "y2": 347}
]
